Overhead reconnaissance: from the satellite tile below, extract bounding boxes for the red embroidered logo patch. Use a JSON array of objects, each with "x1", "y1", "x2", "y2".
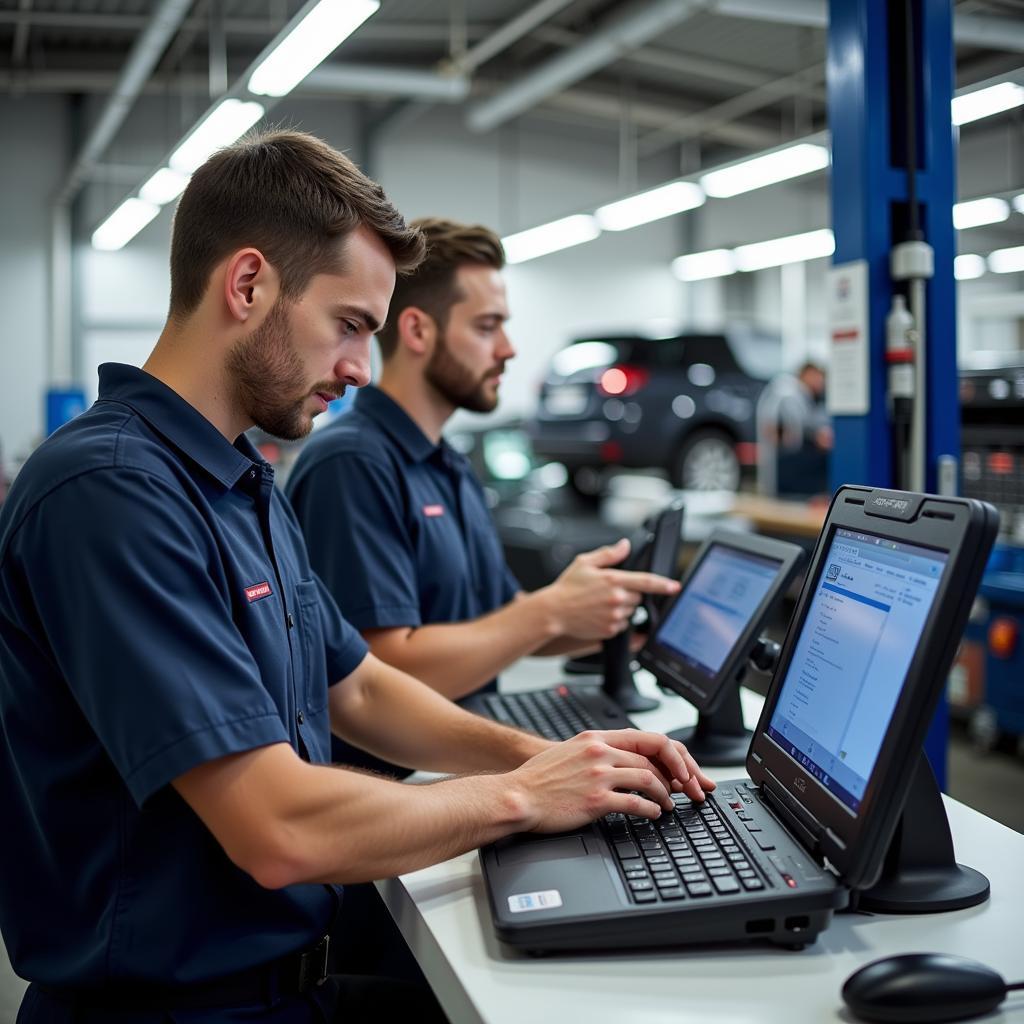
[
  {"x1": 245, "y1": 581, "x2": 273, "y2": 603},
  {"x1": 422, "y1": 504, "x2": 445, "y2": 518}
]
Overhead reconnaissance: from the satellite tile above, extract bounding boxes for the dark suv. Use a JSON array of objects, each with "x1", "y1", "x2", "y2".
[{"x1": 527, "y1": 330, "x2": 771, "y2": 492}]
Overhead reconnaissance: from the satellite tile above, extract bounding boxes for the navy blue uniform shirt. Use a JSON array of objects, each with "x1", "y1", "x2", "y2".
[
  {"x1": 285, "y1": 385, "x2": 519, "y2": 701},
  {"x1": 0, "y1": 364, "x2": 368, "y2": 992}
]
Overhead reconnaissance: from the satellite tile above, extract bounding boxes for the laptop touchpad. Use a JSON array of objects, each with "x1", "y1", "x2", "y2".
[{"x1": 497, "y1": 837, "x2": 589, "y2": 865}]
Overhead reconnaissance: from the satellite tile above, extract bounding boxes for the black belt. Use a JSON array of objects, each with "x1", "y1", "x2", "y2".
[{"x1": 42, "y1": 933, "x2": 331, "y2": 1012}]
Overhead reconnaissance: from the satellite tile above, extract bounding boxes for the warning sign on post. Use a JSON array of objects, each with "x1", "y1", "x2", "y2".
[{"x1": 827, "y1": 260, "x2": 870, "y2": 415}]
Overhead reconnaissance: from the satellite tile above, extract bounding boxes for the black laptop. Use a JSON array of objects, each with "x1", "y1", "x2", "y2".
[{"x1": 480, "y1": 486, "x2": 998, "y2": 952}]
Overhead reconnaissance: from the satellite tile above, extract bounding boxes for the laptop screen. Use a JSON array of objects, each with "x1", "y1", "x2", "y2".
[
  {"x1": 766, "y1": 527, "x2": 947, "y2": 815},
  {"x1": 653, "y1": 543, "x2": 782, "y2": 677}
]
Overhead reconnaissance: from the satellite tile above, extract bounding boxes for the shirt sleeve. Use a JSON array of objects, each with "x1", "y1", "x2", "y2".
[
  {"x1": 287, "y1": 452, "x2": 422, "y2": 632},
  {"x1": 21, "y1": 469, "x2": 291, "y2": 807}
]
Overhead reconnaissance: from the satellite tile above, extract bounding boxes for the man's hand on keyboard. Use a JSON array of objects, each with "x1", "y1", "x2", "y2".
[{"x1": 509, "y1": 729, "x2": 715, "y2": 835}]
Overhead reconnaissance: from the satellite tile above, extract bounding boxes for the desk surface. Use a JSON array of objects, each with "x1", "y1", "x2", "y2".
[{"x1": 377, "y1": 668, "x2": 1024, "y2": 1024}]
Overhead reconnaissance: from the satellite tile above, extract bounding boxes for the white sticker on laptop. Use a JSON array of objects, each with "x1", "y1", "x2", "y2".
[{"x1": 507, "y1": 890, "x2": 563, "y2": 913}]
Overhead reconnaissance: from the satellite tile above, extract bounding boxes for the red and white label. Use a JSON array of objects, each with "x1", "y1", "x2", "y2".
[
  {"x1": 244, "y1": 581, "x2": 273, "y2": 603},
  {"x1": 422, "y1": 504, "x2": 445, "y2": 518}
]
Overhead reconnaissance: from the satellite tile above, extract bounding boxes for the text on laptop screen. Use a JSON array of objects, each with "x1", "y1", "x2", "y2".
[
  {"x1": 653, "y1": 544, "x2": 782, "y2": 676},
  {"x1": 767, "y1": 528, "x2": 947, "y2": 814}
]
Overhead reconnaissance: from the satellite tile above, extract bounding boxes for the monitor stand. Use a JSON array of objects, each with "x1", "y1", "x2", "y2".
[
  {"x1": 664, "y1": 637, "x2": 781, "y2": 767},
  {"x1": 855, "y1": 750, "x2": 990, "y2": 913},
  {"x1": 601, "y1": 628, "x2": 659, "y2": 713},
  {"x1": 665, "y1": 681, "x2": 750, "y2": 766}
]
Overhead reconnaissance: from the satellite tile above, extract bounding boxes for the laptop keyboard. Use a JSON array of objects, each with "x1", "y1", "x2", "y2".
[
  {"x1": 478, "y1": 686, "x2": 600, "y2": 741},
  {"x1": 600, "y1": 793, "x2": 767, "y2": 903}
]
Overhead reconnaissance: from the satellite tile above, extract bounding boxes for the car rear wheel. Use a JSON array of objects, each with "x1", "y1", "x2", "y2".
[{"x1": 672, "y1": 429, "x2": 740, "y2": 491}]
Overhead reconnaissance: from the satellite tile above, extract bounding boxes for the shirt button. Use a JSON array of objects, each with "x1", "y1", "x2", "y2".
[
  {"x1": 286, "y1": 613, "x2": 294, "y2": 629},
  {"x1": 296, "y1": 710, "x2": 305, "y2": 725}
]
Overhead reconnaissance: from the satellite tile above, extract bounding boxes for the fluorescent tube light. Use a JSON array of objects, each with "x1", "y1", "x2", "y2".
[
  {"x1": 734, "y1": 228, "x2": 835, "y2": 271},
  {"x1": 1013, "y1": 194, "x2": 1024, "y2": 215},
  {"x1": 139, "y1": 167, "x2": 190, "y2": 205},
  {"x1": 502, "y1": 215, "x2": 600, "y2": 264},
  {"x1": 953, "y1": 197, "x2": 1010, "y2": 230},
  {"x1": 248, "y1": 0, "x2": 379, "y2": 97},
  {"x1": 954, "y1": 254, "x2": 986, "y2": 280},
  {"x1": 91, "y1": 198, "x2": 161, "y2": 251},
  {"x1": 951, "y1": 82, "x2": 1024, "y2": 126},
  {"x1": 988, "y1": 245, "x2": 1024, "y2": 274},
  {"x1": 700, "y1": 143, "x2": 829, "y2": 199},
  {"x1": 169, "y1": 99, "x2": 265, "y2": 174},
  {"x1": 671, "y1": 249, "x2": 736, "y2": 281},
  {"x1": 595, "y1": 181, "x2": 704, "y2": 231}
]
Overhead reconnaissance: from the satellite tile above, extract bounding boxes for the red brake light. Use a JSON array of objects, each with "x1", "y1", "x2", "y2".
[{"x1": 598, "y1": 364, "x2": 648, "y2": 397}]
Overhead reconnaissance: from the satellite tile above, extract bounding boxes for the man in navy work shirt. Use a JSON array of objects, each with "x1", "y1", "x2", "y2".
[
  {"x1": 0, "y1": 131, "x2": 714, "y2": 1024},
  {"x1": 286, "y1": 218, "x2": 680, "y2": 776}
]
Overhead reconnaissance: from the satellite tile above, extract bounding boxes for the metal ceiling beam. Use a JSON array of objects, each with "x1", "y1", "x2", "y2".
[
  {"x1": 534, "y1": 24, "x2": 827, "y2": 101},
  {"x1": 708, "y1": 0, "x2": 827, "y2": 29},
  {"x1": 466, "y1": 0, "x2": 703, "y2": 132},
  {"x1": 542, "y1": 86, "x2": 781, "y2": 149},
  {"x1": 637, "y1": 61, "x2": 826, "y2": 156},
  {"x1": 0, "y1": 65, "x2": 469, "y2": 101},
  {"x1": 305, "y1": 64, "x2": 469, "y2": 101},
  {"x1": 452, "y1": 0, "x2": 576, "y2": 73},
  {"x1": 54, "y1": 0, "x2": 193, "y2": 206},
  {"x1": 0, "y1": 9, "x2": 499, "y2": 43},
  {"x1": 955, "y1": 13, "x2": 1024, "y2": 53},
  {"x1": 11, "y1": 0, "x2": 32, "y2": 67}
]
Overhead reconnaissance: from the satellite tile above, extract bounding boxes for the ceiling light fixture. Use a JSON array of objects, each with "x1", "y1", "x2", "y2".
[
  {"x1": 169, "y1": 98, "x2": 266, "y2": 174},
  {"x1": 733, "y1": 228, "x2": 835, "y2": 271},
  {"x1": 953, "y1": 197, "x2": 1010, "y2": 230},
  {"x1": 700, "y1": 143, "x2": 830, "y2": 199},
  {"x1": 596, "y1": 181, "x2": 705, "y2": 231},
  {"x1": 502, "y1": 214, "x2": 601, "y2": 264},
  {"x1": 91, "y1": 198, "x2": 161, "y2": 252},
  {"x1": 139, "y1": 167, "x2": 191, "y2": 206},
  {"x1": 671, "y1": 249, "x2": 737, "y2": 281},
  {"x1": 988, "y1": 244, "x2": 1024, "y2": 274},
  {"x1": 951, "y1": 82, "x2": 1024, "y2": 126},
  {"x1": 954, "y1": 254, "x2": 986, "y2": 280},
  {"x1": 248, "y1": 0, "x2": 380, "y2": 97}
]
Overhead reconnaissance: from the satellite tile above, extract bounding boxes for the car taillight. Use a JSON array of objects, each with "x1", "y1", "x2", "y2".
[{"x1": 597, "y1": 364, "x2": 649, "y2": 397}]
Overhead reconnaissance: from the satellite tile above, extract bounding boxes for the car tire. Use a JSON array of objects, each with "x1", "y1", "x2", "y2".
[{"x1": 672, "y1": 429, "x2": 740, "y2": 491}]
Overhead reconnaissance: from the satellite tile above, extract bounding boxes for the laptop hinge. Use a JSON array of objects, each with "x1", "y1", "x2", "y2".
[{"x1": 759, "y1": 776, "x2": 826, "y2": 856}]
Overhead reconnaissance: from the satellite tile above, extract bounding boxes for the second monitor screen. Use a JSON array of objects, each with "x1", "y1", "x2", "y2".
[{"x1": 654, "y1": 544, "x2": 782, "y2": 677}]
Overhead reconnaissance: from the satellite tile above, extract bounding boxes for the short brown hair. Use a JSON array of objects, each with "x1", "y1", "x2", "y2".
[
  {"x1": 168, "y1": 128, "x2": 425, "y2": 320},
  {"x1": 375, "y1": 217, "x2": 504, "y2": 359}
]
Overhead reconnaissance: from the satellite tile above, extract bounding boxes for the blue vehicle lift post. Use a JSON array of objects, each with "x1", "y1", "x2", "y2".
[{"x1": 827, "y1": 0, "x2": 958, "y2": 787}]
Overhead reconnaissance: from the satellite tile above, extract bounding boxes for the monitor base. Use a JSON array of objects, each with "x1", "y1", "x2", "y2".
[
  {"x1": 665, "y1": 724, "x2": 752, "y2": 766},
  {"x1": 665, "y1": 680, "x2": 751, "y2": 767},
  {"x1": 855, "y1": 752, "x2": 990, "y2": 914}
]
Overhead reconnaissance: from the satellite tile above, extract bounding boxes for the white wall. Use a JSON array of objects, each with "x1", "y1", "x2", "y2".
[{"x1": 0, "y1": 96, "x2": 68, "y2": 475}]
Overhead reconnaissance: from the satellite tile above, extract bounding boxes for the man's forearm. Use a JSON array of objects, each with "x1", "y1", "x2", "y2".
[
  {"x1": 329, "y1": 654, "x2": 551, "y2": 773},
  {"x1": 363, "y1": 589, "x2": 565, "y2": 699}
]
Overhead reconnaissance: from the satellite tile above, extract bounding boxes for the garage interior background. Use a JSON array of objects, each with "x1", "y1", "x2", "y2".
[
  {"x1": 0, "y1": 0, "x2": 1023, "y2": 876},
  {"x1": 2, "y1": 0, "x2": 1023, "y2": 464}
]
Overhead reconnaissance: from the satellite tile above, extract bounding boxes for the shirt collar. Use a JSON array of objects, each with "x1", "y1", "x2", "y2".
[
  {"x1": 97, "y1": 363, "x2": 262, "y2": 489},
  {"x1": 354, "y1": 385, "x2": 444, "y2": 465}
]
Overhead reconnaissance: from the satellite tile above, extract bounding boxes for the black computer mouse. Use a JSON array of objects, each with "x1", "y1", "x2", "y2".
[{"x1": 841, "y1": 953, "x2": 1007, "y2": 1023}]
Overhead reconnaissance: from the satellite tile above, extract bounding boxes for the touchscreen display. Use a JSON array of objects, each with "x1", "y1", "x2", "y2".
[
  {"x1": 653, "y1": 544, "x2": 782, "y2": 676},
  {"x1": 767, "y1": 528, "x2": 947, "y2": 814}
]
